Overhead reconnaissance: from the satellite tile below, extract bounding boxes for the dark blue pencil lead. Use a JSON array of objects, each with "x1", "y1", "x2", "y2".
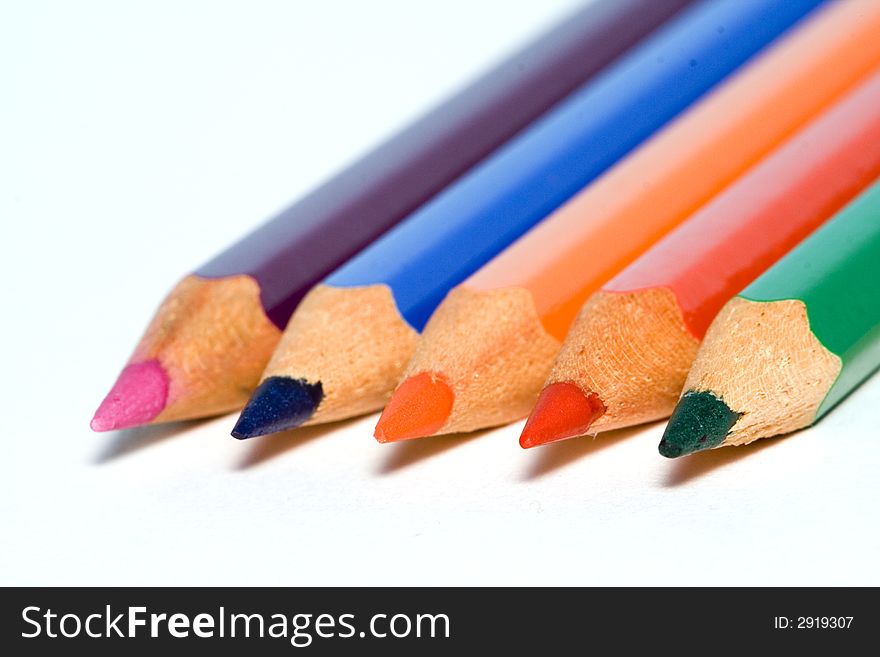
[{"x1": 231, "y1": 377, "x2": 324, "y2": 439}]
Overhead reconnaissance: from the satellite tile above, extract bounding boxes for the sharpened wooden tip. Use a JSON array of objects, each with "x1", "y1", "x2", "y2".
[
  {"x1": 394, "y1": 286, "x2": 560, "y2": 436},
  {"x1": 93, "y1": 274, "x2": 281, "y2": 429},
  {"x1": 519, "y1": 381, "x2": 606, "y2": 448},
  {"x1": 546, "y1": 289, "x2": 699, "y2": 434},
  {"x1": 374, "y1": 373, "x2": 454, "y2": 443},
  {"x1": 261, "y1": 284, "x2": 419, "y2": 426},
  {"x1": 681, "y1": 297, "x2": 841, "y2": 448}
]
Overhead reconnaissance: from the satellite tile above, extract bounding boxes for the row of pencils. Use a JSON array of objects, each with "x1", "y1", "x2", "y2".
[{"x1": 92, "y1": 0, "x2": 880, "y2": 460}]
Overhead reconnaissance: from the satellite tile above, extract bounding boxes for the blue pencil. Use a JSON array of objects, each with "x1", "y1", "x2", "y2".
[{"x1": 232, "y1": 0, "x2": 825, "y2": 439}]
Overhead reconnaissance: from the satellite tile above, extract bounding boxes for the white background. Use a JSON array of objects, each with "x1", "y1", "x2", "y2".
[{"x1": 3, "y1": 0, "x2": 878, "y2": 586}]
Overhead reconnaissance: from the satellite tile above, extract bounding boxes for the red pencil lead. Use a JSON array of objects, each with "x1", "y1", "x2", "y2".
[{"x1": 519, "y1": 382, "x2": 605, "y2": 448}]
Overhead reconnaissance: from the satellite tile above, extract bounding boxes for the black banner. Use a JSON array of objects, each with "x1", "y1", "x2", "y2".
[{"x1": 1, "y1": 587, "x2": 873, "y2": 653}]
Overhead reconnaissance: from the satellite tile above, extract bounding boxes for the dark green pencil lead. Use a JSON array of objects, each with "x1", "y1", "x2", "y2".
[{"x1": 659, "y1": 390, "x2": 741, "y2": 458}]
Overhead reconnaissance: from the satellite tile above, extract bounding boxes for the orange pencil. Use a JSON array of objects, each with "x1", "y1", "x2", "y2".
[
  {"x1": 374, "y1": 0, "x2": 880, "y2": 443},
  {"x1": 521, "y1": 65, "x2": 880, "y2": 447}
]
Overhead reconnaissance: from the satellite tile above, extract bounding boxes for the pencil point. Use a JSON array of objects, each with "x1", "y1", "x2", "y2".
[
  {"x1": 91, "y1": 360, "x2": 169, "y2": 432},
  {"x1": 231, "y1": 377, "x2": 324, "y2": 439},
  {"x1": 659, "y1": 390, "x2": 741, "y2": 458},
  {"x1": 519, "y1": 382, "x2": 606, "y2": 448},
  {"x1": 374, "y1": 373, "x2": 454, "y2": 443}
]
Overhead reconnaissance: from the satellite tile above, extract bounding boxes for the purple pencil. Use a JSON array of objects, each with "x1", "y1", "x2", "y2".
[{"x1": 91, "y1": 0, "x2": 693, "y2": 431}]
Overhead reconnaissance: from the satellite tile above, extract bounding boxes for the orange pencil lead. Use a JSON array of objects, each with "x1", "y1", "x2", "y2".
[
  {"x1": 519, "y1": 382, "x2": 605, "y2": 448},
  {"x1": 374, "y1": 373, "x2": 454, "y2": 443}
]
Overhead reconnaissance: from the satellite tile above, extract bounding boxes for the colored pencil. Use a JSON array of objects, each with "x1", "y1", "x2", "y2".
[
  {"x1": 521, "y1": 65, "x2": 880, "y2": 448},
  {"x1": 659, "y1": 179, "x2": 880, "y2": 458},
  {"x1": 230, "y1": 0, "x2": 822, "y2": 440},
  {"x1": 90, "y1": 0, "x2": 694, "y2": 431},
  {"x1": 374, "y1": 0, "x2": 880, "y2": 443}
]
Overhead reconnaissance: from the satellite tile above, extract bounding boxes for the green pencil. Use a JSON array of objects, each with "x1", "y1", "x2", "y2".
[{"x1": 659, "y1": 177, "x2": 880, "y2": 458}]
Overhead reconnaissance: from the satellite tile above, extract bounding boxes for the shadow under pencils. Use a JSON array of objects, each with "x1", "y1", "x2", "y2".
[
  {"x1": 521, "y1": 423, "x2": 648, "y2": 481},
  {"x1": 233, "y1": 416, "x2": 362, "y2": 470},
  {"x1": 92, "y1": 418, "x2": 208, "y2": 464},
  {"x1": 375, "y1": 429, "x2": 489, "y2": 475},
  {"x1": 663, "y1": 435, "x2": 786, "y2": 487}
]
